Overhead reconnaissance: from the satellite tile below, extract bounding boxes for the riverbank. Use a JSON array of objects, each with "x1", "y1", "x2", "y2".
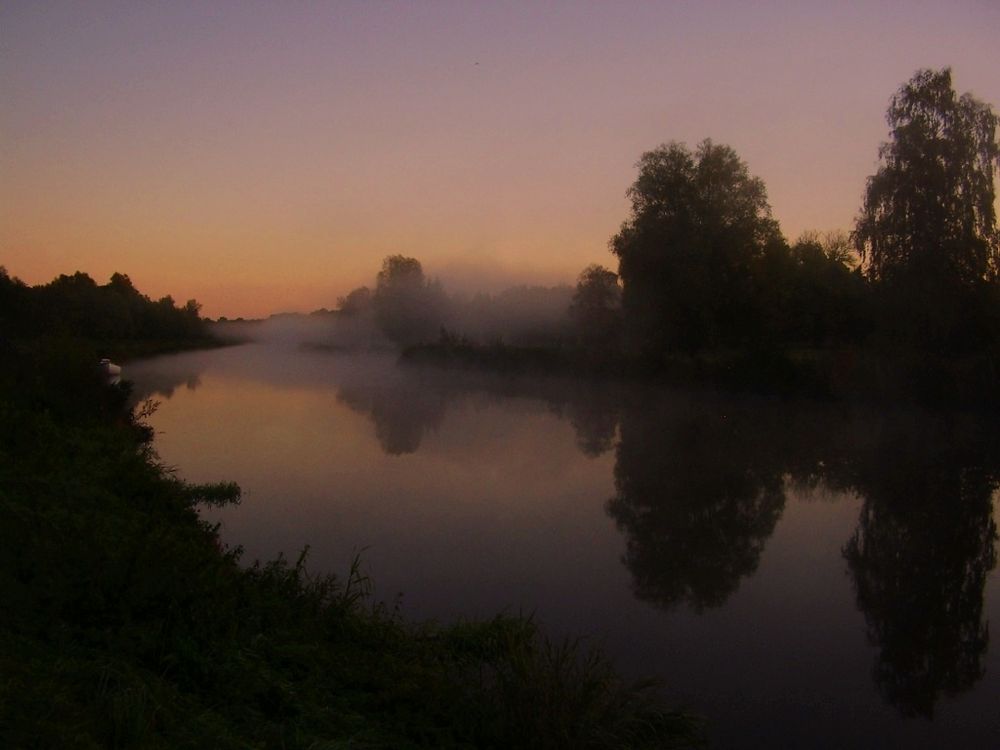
[
  {"x1": 401, "y1": 339, "x2": 1000, "y2": 409},
  {"x1": 0, "y1": 341, "x2": 702, "y2": 749}
]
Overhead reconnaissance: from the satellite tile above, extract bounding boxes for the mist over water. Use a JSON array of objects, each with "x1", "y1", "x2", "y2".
[{"x1": 127, "y1": 342, "x2": 1000, "y2": 749}]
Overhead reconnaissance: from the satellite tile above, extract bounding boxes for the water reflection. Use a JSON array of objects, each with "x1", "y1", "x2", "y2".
[
  {"x1": 127, "y1": 346, "x2": 1000, "y2": 723},
  {"x1": 564, "y1": 397, "x2": 618, "y2": 458},
  {"x1": 336, "y1": 383, "x2": 447, "y2": 455},
  {"x1": 604, "y1": 393, "x2": 1000, "y2": 716},
  {"x1": 841, "y1": 415, "x2": 999, "y2": 717},
  {"x1": 128, "y1": 361, "x2": 204, "y2": 402},
  {"x1": 337, "y1": 365, "x2": 622, "y2": 458},
  {"x1": 606, "y1": 394, "x2": 791, "y2": 611}
]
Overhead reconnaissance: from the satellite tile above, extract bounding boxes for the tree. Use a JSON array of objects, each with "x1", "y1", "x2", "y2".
[
  {"x1": 855, "y1": 68, "x2": 999, "y2": 287},
  {"x1": 373, "y1": 255, "x2": 448, "y2": 346},
  {"x1": 337, "y1": 286, "x2": 372, "y2": 316},
  {"x1": 568, "y1": 264, "x2": 621, "y2": 350},
  {"x1": 854, "y1": 69, "x2": 1000, "y2": 352},
  {"x1": 611, "y1": 140, "x2": 783, "y2": 355}
]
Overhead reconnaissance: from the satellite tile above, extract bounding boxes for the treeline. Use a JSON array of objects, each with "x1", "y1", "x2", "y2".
[
  {"x1": 0, "y1": 269, "x2": 212, "y2": 348},
  {"x1": 356, "y1": 69, "x2": 1000, "y2": 404},
  {"x1": 329, "y1": 256, "x2": 574, "y2": 350},
  {"x1": 602, "y1": 68, "x2": 999, "y2": 362}
]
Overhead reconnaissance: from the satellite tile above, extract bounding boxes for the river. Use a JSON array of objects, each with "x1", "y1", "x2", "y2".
[{"x1": 127, "y1": 342, "x2": 1000, "y2": 748}]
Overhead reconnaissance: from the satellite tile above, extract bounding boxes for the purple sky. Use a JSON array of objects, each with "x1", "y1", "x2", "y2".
[{"x1": 3, "y1": 1, "x2": 998, "y2": 316}]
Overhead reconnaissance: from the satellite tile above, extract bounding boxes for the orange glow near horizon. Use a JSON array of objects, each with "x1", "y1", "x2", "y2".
[{"x1": 3, "y1": 2, "x2": 999, "y2": 318}]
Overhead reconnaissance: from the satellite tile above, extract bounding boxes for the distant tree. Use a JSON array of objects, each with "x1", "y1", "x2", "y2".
[
  {"x1": 337, "y1": 286, "x2": 373, "y2": 316},
  {"x1": 797, "y1": 230, "x2": 860, "y2": 270},
  {"x1": 108, "y1": 272, "x2": 138, "y2": 295},
  {"x1": 373, "y1": 256, "x2": 448, "y2": 346},
  {"x1": 569, "y1": 264, "x2": 621, "y2": 349},
  {"x1": 855, "y1": 68, "x2": 999, "y2": 286},
  {"x1": 0, "y1": 267, "x2": 31, "y2": 336},
  {"x1": 611, "y1": 140, "x2": 784, "y2": 355},
  {"x1": 462, "y1": 285, "x2": 573, "y2": 346}
]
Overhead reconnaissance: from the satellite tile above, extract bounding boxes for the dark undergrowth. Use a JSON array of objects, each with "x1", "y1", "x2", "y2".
[{"x1": 0, "y1": 340, "x2": 703, "y2": 749}]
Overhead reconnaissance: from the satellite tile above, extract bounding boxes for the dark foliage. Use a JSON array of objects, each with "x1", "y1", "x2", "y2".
[
  {"x1": 610, "y1": 140, "x2": 785, "y2": 355},
  {"x1": 0, "y1": 268, "x2": 212, "y2": 348},
  {"x1": 854, "y1": 68, "x2": 1000, "y2": 353},
  {"x1": 569, "y1": 265, "x2": 622, "y2": 351}
]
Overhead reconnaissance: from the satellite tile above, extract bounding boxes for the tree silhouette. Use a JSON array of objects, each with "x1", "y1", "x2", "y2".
[
  {"x1": 854, "y1": 68, "x2": 1000, "y2": 351},
  {"x1": 856, "y1": 68, "x2": 999, "y2": 286},
  {"x1": 611, "y1": 140, "x2": 784, "y2": 355},
  {"x1": 568, "y1": 264, "x2": 621, "y2": 351},
  {"x1": 373, "y1": 255, "x2": 449, "y2": 347},
  {"x1": 0, "y1": 269, "x2": 209, "y2": 343}
]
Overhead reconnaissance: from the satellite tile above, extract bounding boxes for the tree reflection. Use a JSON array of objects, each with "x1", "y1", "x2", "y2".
[
  {"x1": 337, "y1": 383, "x2": 446, "y2": 456},
  {"x1": 842, "y1": 415, "x2": 998, "y2": 717},
  {"x1": 606, "y1": 395, "x2": 790, "y2": 611},
  {"x1": 564, "y1": 394, "x2": 619, "y2": 458},
  {"x1": 605, "y1": 393, "x2": 1000, "y2": 716}
]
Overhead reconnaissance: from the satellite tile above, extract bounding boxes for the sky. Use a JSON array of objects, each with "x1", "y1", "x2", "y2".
[{"x1": 3, "y1": 1, "x2": 999, "y2": 318}]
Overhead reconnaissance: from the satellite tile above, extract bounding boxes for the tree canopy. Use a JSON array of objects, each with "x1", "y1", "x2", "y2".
[
  {"x1": 373, "y1": 255, "x2": 448, "y2": 346},
  {"x1": 568, "y1": 264, "x2": 621, "y2": 349},
  {"x1": 611, "y1": 140, "x2": 783, "y2": 354},
  {"x1": 855, "y1": 68, "x2": 1000, "y2": 287},
  {"x1": 0, "y1": 269, "x2": 208, "y2": 343}
]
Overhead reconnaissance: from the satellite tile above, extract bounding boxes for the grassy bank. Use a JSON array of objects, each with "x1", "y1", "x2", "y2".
[{"x1": 0, "y1": 340, "x2": 702, "y2": 749}]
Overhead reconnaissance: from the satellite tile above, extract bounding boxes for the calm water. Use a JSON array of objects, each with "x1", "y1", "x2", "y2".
[{"x1": 128, "y1": 343, "x2": 1000, "y2": 748}]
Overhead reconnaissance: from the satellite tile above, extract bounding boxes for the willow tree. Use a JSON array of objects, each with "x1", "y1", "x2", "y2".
[
  {"x1": 855, "y1": 68, "x2": 999, "y2": 287},
  {"x1": 854, "y1": 69, "x2": 1000, "y2": 351}
]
